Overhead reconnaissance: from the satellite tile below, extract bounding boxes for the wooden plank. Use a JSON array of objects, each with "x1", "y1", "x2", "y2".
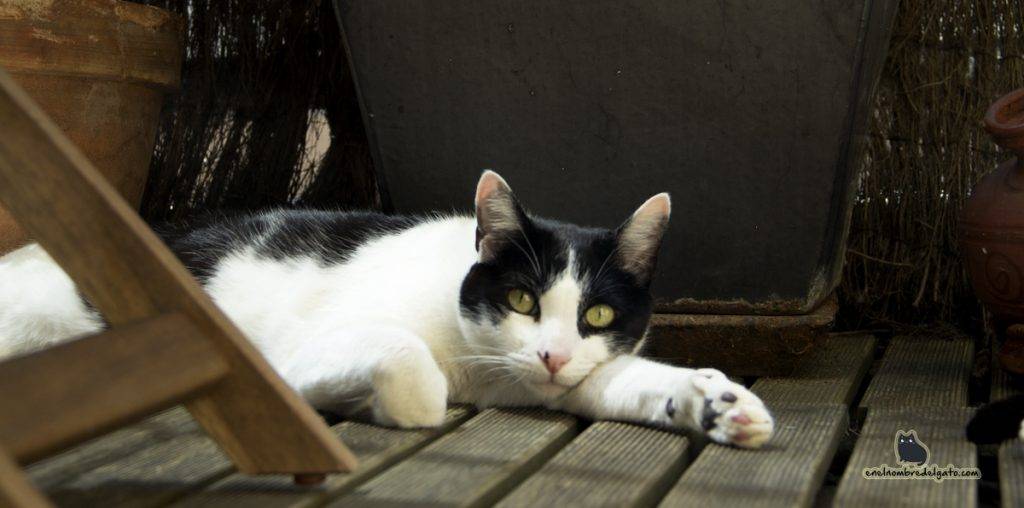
[
  {"x1": 172, "y1": 406, "x2": 473, "y2": 508},
  {"x1": 42, "y1": 420, "x2": 232, "y2": 508},
  {"x1": 858, "y1": 335, "x2": 972, "y2": 409},
  {"x1": 328, "y1": 408, "x2": 577, "y2": 507},
  {"x1": 990, "y1": 361, "x2": 1022, "y2": 402},
  {"x1": 0, "y1": 314, "x2": 227, "y2": 464},
  {"x1": 752, "y1": 334, "x2": 876, "y2": 406},
  {"x1": 659, "y1": 404, "x2": 846, "y2": 508},
  {"x1": 0, "y1": 69, "x2": 355, "y2": 473},
  {"x1": 28, "y1": 409, "x2": 193, "y2": 490},
  {"x1": 497, "y1": 422, "x2": 690, "y2": 507},
  {"x1": 0, "y1": 448, "x2": 54, "y2": 508},
  {"x1": 1000, "y1": 440, "x2": 1024, "y2": 507},
  {"x1": 834, "y1": 407, "x2": 977, "y2": 507}
]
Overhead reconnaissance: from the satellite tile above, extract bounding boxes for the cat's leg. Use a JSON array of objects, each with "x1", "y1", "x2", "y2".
[
  {"x1": 277, "y1": 324, "x2": 448, "y2": 428},
  {"x1": 558, "y1": 355, "x2": 774, "y2": 448}
]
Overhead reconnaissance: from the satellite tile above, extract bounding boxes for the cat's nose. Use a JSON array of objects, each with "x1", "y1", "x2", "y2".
[{"x1": 538, "y1": 350, "x2": 570, "y2": 375}]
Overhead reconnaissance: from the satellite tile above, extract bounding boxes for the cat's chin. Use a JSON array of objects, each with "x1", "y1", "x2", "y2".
[{"x1": 524, "y1": 380, "x2": 573, "y2": 400}]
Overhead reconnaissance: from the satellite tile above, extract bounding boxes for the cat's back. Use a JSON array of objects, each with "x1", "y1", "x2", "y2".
[
  {"x1": 159, "y1": 208, "x2": 430, "y2": 280},
  {"x1": 169, "y1": 209, "x2": 478, "y2": 350}
]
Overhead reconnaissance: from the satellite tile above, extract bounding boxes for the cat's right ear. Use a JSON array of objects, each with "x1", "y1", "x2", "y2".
[
  {"x1": 615, "y1": 193, "x2": 671, "y2": 286},
  {"x1": 474, "y1": 170, "x2": 526, "y2": 262}
]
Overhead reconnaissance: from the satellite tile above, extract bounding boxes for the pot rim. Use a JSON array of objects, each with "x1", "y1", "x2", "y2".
[
  {"x1": 0, "y1": 0, "x2": 183, "y2": 90},
  {"x1": 985, "y1": 88, "x2": 1024, "y2": 142}
]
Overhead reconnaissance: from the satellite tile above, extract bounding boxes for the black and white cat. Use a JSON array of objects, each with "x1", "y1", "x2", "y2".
[{"x1": 0, "y1": 171, "x2": 774, "y2": 448}]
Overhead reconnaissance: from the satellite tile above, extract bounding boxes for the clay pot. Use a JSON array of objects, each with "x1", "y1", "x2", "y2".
[
  {"x1": 0, "y1": 0, "x2": 183, "y2": 255},
  {"x1": 963, "y1": 88, "x2": 1024, "y2": 373}
]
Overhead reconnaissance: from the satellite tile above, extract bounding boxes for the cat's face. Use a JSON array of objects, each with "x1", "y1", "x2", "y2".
[{"x1": 458, "y1": 171, "x2": 670, "y2": 400}]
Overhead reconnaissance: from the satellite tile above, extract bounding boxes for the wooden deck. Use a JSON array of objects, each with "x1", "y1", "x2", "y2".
[{"x1": 25, "y1": 331, "x2": 1013, "y2": 507}]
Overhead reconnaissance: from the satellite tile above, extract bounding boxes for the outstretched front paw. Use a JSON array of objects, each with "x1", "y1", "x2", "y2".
[{"x1": 667, "y1": 369, "x2": 774, "y2": 448}]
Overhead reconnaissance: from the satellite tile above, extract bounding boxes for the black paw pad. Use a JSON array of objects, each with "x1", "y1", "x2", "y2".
[
  {"x1": 721, "y1": 391, "x2": 737, "y2": 403},
  {"x1": 666, "y1": 397, "x2": 676, "y2": 418},
  {"x1": 701, "y1": 398, "x2": 718, "y2": 431}
]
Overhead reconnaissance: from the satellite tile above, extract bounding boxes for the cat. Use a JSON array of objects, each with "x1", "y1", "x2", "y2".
[
  {"x1": 0, "y1": 171, "x2": 774, "y2": 448},
  {"x1": 967, "y1": 394, "x2": 1024, "y2": 444},
  {"x1": 894, "y1": 430, "x2": 929, "y2": 466}
]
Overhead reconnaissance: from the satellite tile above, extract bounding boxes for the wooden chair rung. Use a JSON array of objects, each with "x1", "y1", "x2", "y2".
[{"x1": 0, "y1": 313, "x2": 228, "y2": 464}]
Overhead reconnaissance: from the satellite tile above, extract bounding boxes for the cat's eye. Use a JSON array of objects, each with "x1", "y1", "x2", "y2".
[
  {"x1": 585, "y1": 304, "x2": 615, "y2": 328},
  {"x1": 507, "y1": 288, "x2": 536, "y2": 314}
]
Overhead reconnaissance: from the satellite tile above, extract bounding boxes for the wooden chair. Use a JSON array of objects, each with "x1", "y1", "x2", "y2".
[{"x1": 0, "y1": 69, "x2": 357, "y2": 506}]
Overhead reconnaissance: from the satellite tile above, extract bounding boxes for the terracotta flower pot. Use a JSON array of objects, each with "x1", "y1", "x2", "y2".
[
  {"x1": 0, "y1": 0, "x2": 183, "y2": 255},
  {"x1": 962, "y1": 88, "x2": 1024, "y2": 373}
]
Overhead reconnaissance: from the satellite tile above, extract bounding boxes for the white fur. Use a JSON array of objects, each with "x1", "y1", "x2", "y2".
[{"x1": 0, "y1": 215, "x2": 773, "y2": 448}]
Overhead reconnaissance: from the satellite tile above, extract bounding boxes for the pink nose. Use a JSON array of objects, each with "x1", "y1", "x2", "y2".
[{"x1": 539, "y1": 351, "x2": 570, "y2": 375}]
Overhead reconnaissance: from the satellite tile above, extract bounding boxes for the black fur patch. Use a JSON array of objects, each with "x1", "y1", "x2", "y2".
[
  {"x1": 156, "y1": 209, "x2": 423, "y2": 280},
  {"x1": 967, "y1": 394, "x2": 1024, "y2": 444}
]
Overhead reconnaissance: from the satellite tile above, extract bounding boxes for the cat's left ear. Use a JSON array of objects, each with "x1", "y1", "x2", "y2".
[
  {"x1": 474, "y1": 170, "x2": 528, "y2": 262},
  {"x1": 615, "y1": 193, "x2": 671, "y2": 286}
]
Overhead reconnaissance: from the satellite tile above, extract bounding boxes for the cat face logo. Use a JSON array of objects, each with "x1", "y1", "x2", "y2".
[{"x1": 894, "y1": 430, "x2": 930, "y2": 466}]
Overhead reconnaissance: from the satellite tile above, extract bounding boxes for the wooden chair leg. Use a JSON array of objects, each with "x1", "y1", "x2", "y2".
[
  {"x1": 0, "y1": 449, "x2": 53, "y2": 508},
  {"x1": 0, "y1": 65, "x2": 356, "y2": 483}
]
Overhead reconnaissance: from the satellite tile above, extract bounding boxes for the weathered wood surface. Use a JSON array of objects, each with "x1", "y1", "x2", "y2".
[
  {"x1": 41, "y1": 418, "x2": 231, "y2": 508},
  {"x1": 328, "y1": 408, "x2": 577, "y2": 507},
  {"x1": 1000, "y1": 440, "x2": 1024, "y2": 508},
  {"x1": 174, "y1": 407, "x2": 473, "y2": 508},
  {"x1": 29, "y1": 409, "x2": 194, "y2": 490},
  {"x1": 0, "y1": 68, "x2": 355, "y2": 475},
  {"x1": 12, "y1": 331, "x2": 991, "y2": 506},
  {"x1": 497, "y1": 422, "x2": 689, "y2": 507},
  {"x1": 0, "y1": 314, "x2": 227, "y2": 464},
  {"x1": 834, "y1": 407, "x2": 977, "y2": 508},
  {"x1": 991, "y1": 359, "x2": 1023, "y2": 402},
  {"x1": 858, "y1": 335, "x2": 972, "y2": 409},
  {"x1": 660, "y1": 405, "x2": 846, "y2": 508},
  {"x1": 752, "y1": 334, "x2": 876, "y2": 406}
]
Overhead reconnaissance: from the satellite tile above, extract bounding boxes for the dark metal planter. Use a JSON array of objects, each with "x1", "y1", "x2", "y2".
[{"x1": 335, "y1": 0, "x2": 896, "y2": 318}]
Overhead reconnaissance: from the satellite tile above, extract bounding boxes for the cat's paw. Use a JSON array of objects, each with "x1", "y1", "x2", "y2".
[
  {"x1": 668, "y1": 369, "x2": 774, "y2": 448},
  {"x1": 371, "y1": 347, "x2": 448, "y2": 428}
]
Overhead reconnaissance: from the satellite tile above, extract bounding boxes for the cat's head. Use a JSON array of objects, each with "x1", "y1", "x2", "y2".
[
  {"x1": 896, "y1": 430, "x2": 920, "y2": 445},
  {"x1": 457, "y1": 171, "x2": 670, "y2": 400}
]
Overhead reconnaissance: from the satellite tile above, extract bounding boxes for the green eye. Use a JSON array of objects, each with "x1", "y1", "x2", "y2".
[
  {"x1": 585, "y1": 304, "x2": 615, "y2": 328},
  {"x1": 507, "y1": 288, "x2": 536, "y2": 314}
]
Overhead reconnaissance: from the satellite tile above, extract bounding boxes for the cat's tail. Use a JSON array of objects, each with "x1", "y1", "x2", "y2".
[
  {"x1": 966, "y1": 393, "x2": 1024, "y2": 444},
  {"x1": 0, "y1": 243, "x2": 104, "y2": 359}
]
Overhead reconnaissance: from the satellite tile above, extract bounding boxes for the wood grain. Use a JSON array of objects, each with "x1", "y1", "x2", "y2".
[
  {"x1": 752, "y1": 334, "x2": 876, "y2": 406},
  {"x1": 328, "y1": 408, "x2": 577, "y2": 507},
  {"x1": 660, "y1": 405, "x2": 846, "y2": 508},
  {"x1": 0, "y1": 313, "x2": 227, "y2": 464},
  {"x1": 172, "y1": 407, "x2": 474, "y2": 508},
  {"x1": 834, "y1": 407, "x2": 977, "y2": 508},
  {"x1": 0, "y1": 68, "x2": 355, "y2": 474},
  {"x1": 990, "y1": 360, "x2": 1023, "y2": 402},
  {"x1": 497, "y1": 422, "x2": 689, "y2": 507},
  {"x1": 1000, "y1": 440, "x2": 1024, "y2": 508},
  {"x1": 858, "y1": 335, "x2": 972, "y2": 409},
  {"x1": 28, "y1": 409, "x2": 194, "y2": 490},
  {"x1": 44, "y1": 421, "x2": 231, "y2": 508}
]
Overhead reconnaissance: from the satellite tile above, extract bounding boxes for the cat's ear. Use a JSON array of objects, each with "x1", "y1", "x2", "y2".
[
  {"x1": 474, "y1": 170, "x2": 527, "y2": 262},
  {"x1": 615, "y1": 193, "x2": 671, "y2": 285}
]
